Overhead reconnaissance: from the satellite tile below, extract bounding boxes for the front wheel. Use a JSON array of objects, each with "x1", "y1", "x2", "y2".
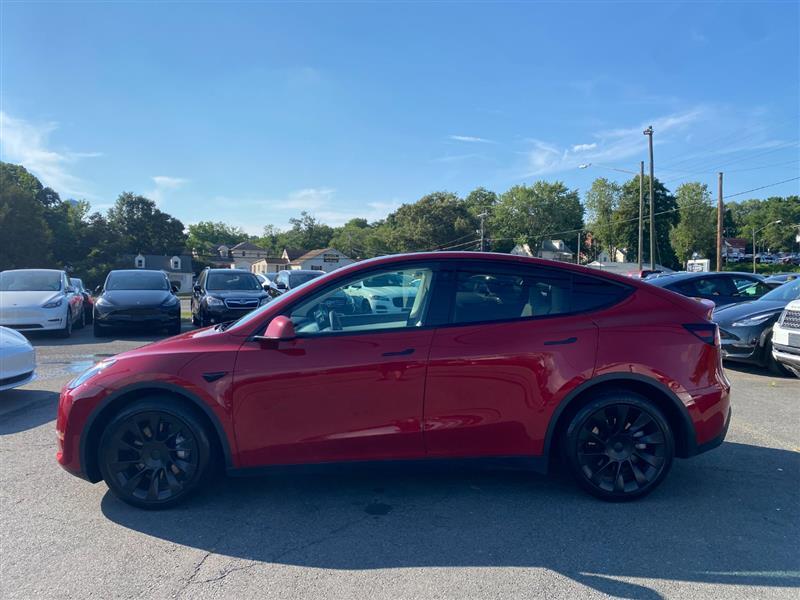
[
  {"x1": 98, "y1": 399, "x2": 212, "y2": 509},
  {"x1": 563, "y1": 391, "x2": 674, "y2": 501},
  {"x1": 56, "y1": 309, "x2": 73, "y2": 338}
]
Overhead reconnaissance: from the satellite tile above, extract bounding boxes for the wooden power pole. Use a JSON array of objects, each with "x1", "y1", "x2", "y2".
[
  {"x1": 717, "y1": 172, "x2": 724, "y2": 271},
  {"x1": 638, "y1": 161, "x2": 644, "y2": 272},
  {"x1": 643, "y1": 126, "x2": 655, "y2": 270}
]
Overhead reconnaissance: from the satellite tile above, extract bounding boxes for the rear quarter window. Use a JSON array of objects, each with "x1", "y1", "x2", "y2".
[{"x1": 571, "y1": 274, "x2": 632, "y2": 313}]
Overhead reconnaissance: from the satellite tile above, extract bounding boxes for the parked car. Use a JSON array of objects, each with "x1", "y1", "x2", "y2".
[
  {"x1": 273, "y1": 269, "x2": 324, "y2": 294},
  {"x1": 713, "y1": 278, "x2": 800, "y2": 374},
  {"x1": 0, "y1": 326, "x2": 36, "y2": 391},
  {"x1": 0, "y1": 269, "x2": 84, "y2": 337},
  {"x1": 772, "y1": 299, "x2": 800, "y2": 377},
  {"x1": 93, "y1": 270, "x2": 181, "y2": 336},
  {"x1": 191, "y1": 269, "x2": 271, "y2": 327},
  {"x1": 58, "y1": 252, "x2": 730, "y2": 509},
  {"x1": 646, "y1": 271, "x2": 769, "y2": 308},
  {"x1": 764, "y1": 273, "x2": 799, "y2": 286},
  {"x1": 345, "y1": 271, "x2": 418, "y2": 313},
  {"x1": 70, "y1": 277, "x2": 94, "y2": 323}
]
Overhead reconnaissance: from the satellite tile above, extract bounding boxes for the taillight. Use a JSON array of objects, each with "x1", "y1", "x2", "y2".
[{"x1": 683, "y1": 323, "x2": 719, "y2": 346}]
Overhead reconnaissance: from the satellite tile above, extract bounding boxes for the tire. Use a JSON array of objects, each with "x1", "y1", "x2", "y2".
[
  {"x1": 191, "y1": 312, "x2": 200, "y2": 327},
  {"x1": 76, "y1": 308, "x2": 86, "y2": 330},
  {"x1": 85, "y1": 307, "x2": 93, "y2": 324},
  {"x1": 56, "y1": 308, "x2": 73, "y2": 338},
  {"x1": 765, "y1": 336, "x2": 791, "y2": 376},
  {"x1": 98, "y1": 398, "x2": 212, "y2": 509},
  {"x1": 562, "y1": 391, "x2": 674, "y2": 502}
]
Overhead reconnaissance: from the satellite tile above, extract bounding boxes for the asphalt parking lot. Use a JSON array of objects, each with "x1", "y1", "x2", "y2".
[{"x1": 1, "y1": 325, "x2": 798, "y2": 600}]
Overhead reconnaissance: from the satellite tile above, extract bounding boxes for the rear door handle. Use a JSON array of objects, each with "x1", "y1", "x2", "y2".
[
  {"x1": 544, "y1": 336, "x2": 577, "y2": 346},
  {"x1": 382, "y1": 348, "x2": 415, "y2": 357}
]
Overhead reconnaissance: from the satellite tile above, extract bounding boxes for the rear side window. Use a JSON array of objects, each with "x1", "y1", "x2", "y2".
[
  {"x1": 451, "y1": 268, "x2": 630, "y2": 325},
  {"x1": 571, "y1": 274, "x2": 632, "y2": 313},
  {"x1": 674, "y1": 277, "x2": 734, "y2": 297}
]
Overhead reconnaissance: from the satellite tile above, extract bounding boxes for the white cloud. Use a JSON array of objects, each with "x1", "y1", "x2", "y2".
[
  {"x1": 283, "y1": 187, "x2": 335, "y2": 211},
  {"x1": 571, "y1": 143, "x2": 597, "y2": 152},
  {"x1": 0, "y1": 111, "x2": 101, "y2": 197},
  {"x1": 449, "y1": 135, "x2": 494, "y2": 144},
  {"x1": 148, "y1": 175, "x2": 188, "y2": 204}
]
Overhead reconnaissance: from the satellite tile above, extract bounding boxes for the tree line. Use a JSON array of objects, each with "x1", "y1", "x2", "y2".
[{"x1": 1, "y1": 161, "x2": 798, "y2": 288}]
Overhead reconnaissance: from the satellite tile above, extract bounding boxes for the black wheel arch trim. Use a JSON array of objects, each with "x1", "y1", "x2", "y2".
[
  {"x1": 542, "y1": 372, "x2": 699, "y2": 464},
  {"x1": 79, "y1": 381, "x2": 234, "y2": 483}
]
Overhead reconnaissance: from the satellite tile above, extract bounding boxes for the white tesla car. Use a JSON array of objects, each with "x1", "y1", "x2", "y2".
[
  {"x1": 0, "y1": 269, "x2": 84, "y2": 337},
  {"x1": 0, "y1": 326, "x2": 35, "y2": 391}
]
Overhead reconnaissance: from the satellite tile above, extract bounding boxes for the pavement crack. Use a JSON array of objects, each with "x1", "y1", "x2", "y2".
[{"x1": 270, "y1": 514, "x2": 372, "y2": 563}]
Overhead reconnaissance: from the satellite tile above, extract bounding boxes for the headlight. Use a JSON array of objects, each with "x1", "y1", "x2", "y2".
[
  {"x1": 95, "y1": 297, "x2": 113, "y2": 307},
  {"x1": 259, "y1": 297, "x2": 271, "y2": 306},
  {"x1": 206, "y1": 296, "x2": 224, "y2": 307},
  {"x1": 161, "y1": 296, "x2": 180, "y2": 306},
  {"x1": 731, "y1": 312, "x2": 777, "y2": 327},
  {"x1": 42, "y1": 296, "x2": 64, "y2": 308},
  {"x1": 66, "y1": 359, "x2": 116, "y2": 390}
]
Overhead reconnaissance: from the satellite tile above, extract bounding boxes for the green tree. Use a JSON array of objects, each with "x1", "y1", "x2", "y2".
[
  {"x1": 107, "y1": 192, "x2": 187, "y2": 254},
  {"x1": 385, "y1": 191, "x2": 477, "y2": 252},
  {"x1": 669, "y1": 182, "x2": 716, "y2": 266},
  {"x1": 615, "y1": 176, "x2": 678, "y2": 268},
  {"x1": 0, "y1": 181, "x2": 53, "y2": 270},
  {"x1": 729, "y1": 196, "x2": 800, "y2": 253},
  {"x1": 584, "y1": 178, "x2": 621, "y2": 259},
  {"x1": 187, "y1": 221, "x2": 251, "y2": 255},
  {"x1": 490, "y1": 181, "x2": 583, "y2": 253}
]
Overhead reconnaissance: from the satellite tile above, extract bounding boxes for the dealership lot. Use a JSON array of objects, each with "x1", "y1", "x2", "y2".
[{"x1": 0, "y1": 327, "x2": 797, "y2": 600}]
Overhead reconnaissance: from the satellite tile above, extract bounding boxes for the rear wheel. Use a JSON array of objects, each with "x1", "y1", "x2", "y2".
[
  {"x1": 98, "y1": 399, "x2": 212, "y2": 509},
  {"x1": 563, "y1": 391, "x2": 674, "y2": 501}
]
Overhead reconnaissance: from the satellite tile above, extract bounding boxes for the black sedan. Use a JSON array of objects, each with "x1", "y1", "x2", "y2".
[
  {"x1": 93, "y1": 270, "x2": 181, "y2": 336},
  {"x1": 714, "y1": 278, "x2": 800, "y2": 374},
  {"x1": 646, "y1": 271, "x2": 770, "y2": 308},
  {"x1": 191, "y1": 269, "x2": 270, "y2": 327}
]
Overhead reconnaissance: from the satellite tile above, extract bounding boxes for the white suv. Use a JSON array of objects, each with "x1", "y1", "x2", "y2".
[{"x1": 772, "y1": 299, "x2": 800, "y2": 377}]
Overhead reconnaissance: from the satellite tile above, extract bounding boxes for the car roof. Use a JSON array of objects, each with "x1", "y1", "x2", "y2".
[
  {"x1": 0, "y1": 268, "x2": 64, "y2": 274},
  {"x1": 206, "y1": 268, "x2": 253, "y2": 274},
  {"x1": 647, "y1": 271, "x2": 762, "y2": 286},
  {"x1": 107, "y1": 269, "x2": 168, "y2": 275}
]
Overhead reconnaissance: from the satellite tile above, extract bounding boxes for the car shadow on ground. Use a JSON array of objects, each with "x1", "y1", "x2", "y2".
[
  {"x1": 724, "y1": 362, "x2": 796, "y2": 379},
  {"x1": 23, "y1": 323, "x2": 192, "y2": 347},
  {"x1": 101, "y1": 441, "x2": 799, "y2": 598},
  {"x1": 0, "y1": 389, "x2": 58, "y2": 434}
]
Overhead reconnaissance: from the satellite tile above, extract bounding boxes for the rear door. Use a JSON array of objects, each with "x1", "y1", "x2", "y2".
[{"x1": 423, "y1": 264, "x2": 625, "y2": 458}]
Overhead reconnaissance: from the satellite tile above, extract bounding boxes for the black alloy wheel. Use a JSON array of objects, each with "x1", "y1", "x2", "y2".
[
  {"x1": 564, "y1": 392, "x2": 674, "y2": 501},
  {"x1": 99, "y1": 400, "x2": 211, "y2": 509},
  {"x1": 57, "y1": 308, "x2": 73, "y2": 338}
]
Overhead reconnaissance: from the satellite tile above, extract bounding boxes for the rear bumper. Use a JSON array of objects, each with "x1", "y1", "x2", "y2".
[{"x1": 684, "y1": 380, "x2": 731, "y2": 457}]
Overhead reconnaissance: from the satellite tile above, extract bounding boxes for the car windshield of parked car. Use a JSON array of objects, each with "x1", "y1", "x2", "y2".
[
  {"x1": 0, "y1": 271, "x2": 62, "y2": 292},
  {"x1": 71, "y1": 278, "x2": 84, "y2": 291},
  {"x1": 207, "y1": 272, "x2": 261, "y2": 291},
  {"x1": 290, "y1": 272, "x2": 323, "y2": 287},
  {"x1": 760, "y1": 278, "x2": 800, "y2": 302},
  {"x1": 106, "y1": 272, "x2": 169, "y2": 291}
]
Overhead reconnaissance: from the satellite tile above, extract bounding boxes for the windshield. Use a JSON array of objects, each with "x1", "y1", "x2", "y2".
[
  {"x1": 207, "y1": 272, "x2": 261, "y2": 291},
  {"x1": 106, "y1": 272, "x2": 169, "y2": 291},
  {"x1": 290, "y1": 272, "x2": 323, "y2": 287},
  {"x1": 72, "y1": 278, "x2": 84, "y2": 291},
  {"x1": 0, "y1": 271, "x2": 62, "y2": 292},
  {"x1": 760, "y1": 279, "x2": 800, "y2": 302}
]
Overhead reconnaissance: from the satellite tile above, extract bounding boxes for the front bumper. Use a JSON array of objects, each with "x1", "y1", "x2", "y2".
[
  {"x1": 204, "y1": 306, "x2": 258, "y2": 323},
  {"x1": 0, "y1": 344, "x2": 36, "y2": 391},
  {"x1": 0, "y1": 309, "x2": 66, "y2": 332},
  {"x1": 95, "y1": 306, "x2": 179, "y2": 328},
  {"x1": 772, "y1": 343, "x2": 800, "y2": 369}
]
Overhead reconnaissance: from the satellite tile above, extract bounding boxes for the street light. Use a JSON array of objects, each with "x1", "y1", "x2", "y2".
[
  {"x1": 578, "y1": 163, "x2": 638, "y2": 175},
  {"x1": 752, "y1": 220, "x2": 782, "y2": 274}
]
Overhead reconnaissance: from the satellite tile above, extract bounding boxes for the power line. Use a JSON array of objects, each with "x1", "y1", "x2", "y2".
[{"x1": 723, "y1": 176, "x2": 800, "y2": 200}]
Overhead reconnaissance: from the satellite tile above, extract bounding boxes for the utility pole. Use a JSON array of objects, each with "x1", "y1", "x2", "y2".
[
  {"x1": 638, "y1": 160, "x2": 644, "y2": 272},
  {"x1": 716, "y1": 172, "x2": 723, "y2": 271},
  {"x1": 478, "y1": 212, "x2": 488, "y2": 252},
  {"x1": 643, "y1": 126, "x2": 655, "y2": 270},
  {"x1": 576, "y1": 231, "x2": 581, "y2": 265}
]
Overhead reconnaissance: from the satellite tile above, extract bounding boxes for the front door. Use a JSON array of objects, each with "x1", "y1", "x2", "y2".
[{"x1": 231, "y1": 264, "x2": 440, "y2": 467}]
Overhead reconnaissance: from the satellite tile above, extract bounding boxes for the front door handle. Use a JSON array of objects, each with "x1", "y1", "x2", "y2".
[
  {"x1": 382, "y1": 348, "x2": 415, "y2": 357},
  {"x1": 544, "y1": 336, "x2": 577, "y2": 346}
]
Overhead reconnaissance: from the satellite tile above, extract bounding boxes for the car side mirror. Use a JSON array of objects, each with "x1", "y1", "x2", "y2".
[
  {"x1": 254, "y1": 315, "x2": 296, "y2": 348},
  {"x1": 94, "y1": 286, "x2": 103, "y2": 295},
  {"x1": 65, "y1": 285, "x2": 75, "y2": 293},
  {"x1": 171, "y1": 284, "x2": 179, "y2": 294},
  {"x1": 261, "y1": 282, "x2": 271, "y2": 291},
  {"x1": 193, "y1": 284, "x2": 201, "y2": 293}
]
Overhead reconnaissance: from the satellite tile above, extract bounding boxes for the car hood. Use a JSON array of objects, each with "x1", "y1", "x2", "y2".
[
  {"x1": 101, "y1": 290, "x2": 174, "y2": 307},
  {"x1": 713, "y1": 299, "x2": 788, "y2": 325},
  {"x1": 0, "y1": 326, "x2": 33, "y2": 349},
  {"x1": 0, "y1": 290, "x2": 62, "y2": 308},
  {"x1": 204, "y1": 289, "x2": 267, "y2": 298}
]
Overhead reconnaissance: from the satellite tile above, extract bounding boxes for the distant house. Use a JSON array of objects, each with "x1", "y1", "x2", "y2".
[
  {"x1": 723, "y1": 237, "x2": 748, "y2": 259},
  {"x1": 597, "y1": 248, "x2": 629, "y2": 263},
  {"x1": 121, "y1": 253, "x2": 194, "y2": 292},
  {"x1": 287, "y1": 248, "x2": 355, "y2": 272},
  {"x1": 251, "y1": 256, "x2": 290, "y2": 275},
  {"x1": 510, "y1": 243, "x2": 535, "y2": 258},
  {"x1": 539, "y1": 239, "x2": 574, "y2": 262},
  {"x1": 227, "y1": 241, "x2": 272, "y2": 270}
]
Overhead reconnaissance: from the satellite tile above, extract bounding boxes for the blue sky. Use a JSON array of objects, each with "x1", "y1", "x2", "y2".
[{"x1": 2, "y1": 1, "x2": 798, "y2": 234}]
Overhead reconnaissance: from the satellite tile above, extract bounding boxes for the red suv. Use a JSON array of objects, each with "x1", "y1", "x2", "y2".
[{"x1": 57, "y1": 252, "x2": 731, "y2": 508}]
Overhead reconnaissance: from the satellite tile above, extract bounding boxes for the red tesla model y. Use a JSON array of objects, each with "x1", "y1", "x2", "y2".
[{"x1": 57, "y1": 252, "x2": 730, "y2": 508}]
